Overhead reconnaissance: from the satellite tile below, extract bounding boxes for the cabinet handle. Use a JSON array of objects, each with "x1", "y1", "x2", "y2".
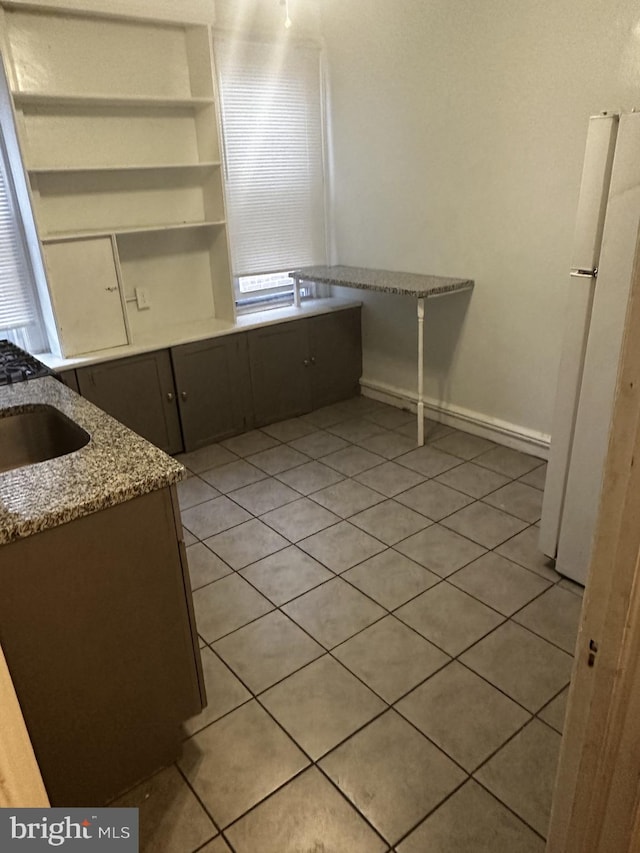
[
  {"x1": 166, "y1": 392, "x2": 174, "y2": 403},
  {"x1": 303, "y1": 359, "x2": 310, "y2": 367},
  {"x1": 181, "y1": 391, "x2": 188, "y2": 401},
  {"x1": 310, "y1": 356, "x2": 316, "y2": 365}
]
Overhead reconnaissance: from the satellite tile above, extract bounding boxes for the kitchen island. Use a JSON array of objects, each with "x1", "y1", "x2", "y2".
[
  {"x1": 0, "y1": 377, "x2": 204, "y2": 806},
  {"x1": 290, "y1": 265, "x2": 475, "y2": 445}
]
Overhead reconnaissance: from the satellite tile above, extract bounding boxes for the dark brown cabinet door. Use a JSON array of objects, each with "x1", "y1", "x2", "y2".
[
  {"x1": 308, "y1": 308, "x2": 362, "y2": 408},
  {"x1": 76, "y1": 350, "x2": 182, "y2": 454},
  {"x1": 248, "y1": 321, "x2": 312, "y2": 425},
  {"x1": 57, "y1": 368, "x2": 79, "y2": 393},
  {"x1": 172, "y1": 334, "x2": 251, "y2": 451}
]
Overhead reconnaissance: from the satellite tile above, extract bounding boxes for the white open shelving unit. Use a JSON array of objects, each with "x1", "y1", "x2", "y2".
[{"x1": 0, "y1": 0, "x2": 235, "y2": 357}]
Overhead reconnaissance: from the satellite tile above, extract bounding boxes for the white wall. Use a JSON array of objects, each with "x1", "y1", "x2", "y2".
[{"x1": 320, "y1": 0, "x2": 640, "y2": 442}]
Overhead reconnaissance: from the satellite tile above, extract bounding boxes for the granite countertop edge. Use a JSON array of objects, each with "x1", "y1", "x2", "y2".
[
  {"x1": 0, "y1": 377, "x2": 185, "y2": 546},
  {"x1": 290, "y1": 265, "x2": 475, "y2": 297}
]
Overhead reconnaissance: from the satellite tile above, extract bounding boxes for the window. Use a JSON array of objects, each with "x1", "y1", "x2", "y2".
[
  {"x1": 215, "y1": 37, "x2": 327, "y2": 310},
  {"x1": 0, "y1": 128, "x2": 46, "y2": 353}
]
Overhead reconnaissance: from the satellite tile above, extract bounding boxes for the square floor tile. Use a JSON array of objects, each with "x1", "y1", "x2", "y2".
[
  {"x1": 397, "y1": 661, "x2": 530, "y2": 771},
  {"x1": 204, "y1": 519, "x2": 288, "y2": 570},
  {"x1": 475, "y1": 445, "x2": 542, "y2": 479},
  {"x1": 519, "y1": 463, "x2": 547, "y2": 490},
  {"x1": 283, "y1": 577, "x2": 385, "y2": 648},
  {"x1": 181, "y1": 496, "x2": 252, "y2": 540},
  {"x1": 186, "y1": 543, "x2": 232, "y2": 590},
  {"x1": 483, "y1": 481, "x2": 543, "y2": 523},
  {"x1": 193, "y1": 573, "x2": 274, "y2": 642},
  {"x1": 558, "y1": 577, "x2": 585, "y2": 598},
  {"x1": 112, "y1": 765, "x2": 216, "y2": 853},
  {"x1": 260, "y1": 656, "x2": 386, "y2": 759},
  {"x1": 320, "y1": 710, "x2": 465, "y2": 845},
  {"x1": 288, "y1": 430, "x2": 349, "y2": 458},
  {"x1": 322, "y1": 445, "x2": 386, "y2": 476},
  {"x1": 395, "y1": 524, "x2": 486, "y2": 577},
  {"x1": 276, "y1": 461, "x2": 344, "y2": 495},
  {"x1": 260, "y1": 497, "x2": 339, "y2": 542},
  {"x1": 213, "y1": 611, "x2": 324, "y2": 694},
  {"x1": 183, "y1": 647, "x2": 251, "y2": 736},
  {"x1": 460, "y1": 621, "x2": 573, "y2": 712},
  {"x1": 299, "y1": 521, "x2": 386, "y2": 573},
  {"x1": 221, "y1": 430, "x2": 280, "y2": 457},
  {"x1": 365, "y1": 406, "x2": 415, "y2": 429},
  {"x1": 397, "y1": 445, "x2": 461, "y2": 477},
  {"x1": 178, "y1": 444, "x2": 238, "y2": 473},
  {"x1": 336, "y1": 396, "x2": 384, "y2": 417},
  {"x1": 327, "y1": 417, "x2": 387, "y2": 443},
  {"x1": 441, "y1": 502, "x2": 528, "y2": 549},
  {"x1": 183, "y1": 528, "x2": 197, "y2": 547},
  {"x1": 395, "y1": 479, "x2": 473, "y2": 521},
  {"x1": 239, "y1": 546, "x2": 333, "y2": 606},
  {"x1": 350, "y1": 500, "x2": 430, "y2": 545},
  {"x1": 226, "y1": 767, "x2": 387, "y2": 853},
  {"x1": 342, "y1": 549, "x2": 440, "y2": 610},
  {"x1": 177, "y1": 476, "x2": 220, "y2": 510},
  {"x1": 311, "y1": 479, "x2": 384, "y2": 517},
  {"x1": 538, "y1": 687, "x2": 569, "y2": 734},
  {"x1": 261, "y1": 417, "x2": 317, "y2": 442},
  {"x1": 247, "y1": 445, "x2": 309, "y2": 475},
  {"x1": 228, "y1": 478, "x2": 299, "y2": 515},
  {"x1": 475, "y1": 719, "x2": 561, "y2": 837},
  {"x1": 397, "y1": 780, "x2": 545, "y2": 853},
  {"x1": 435, "y1": 461, "x2": 510, "y2": 498},
  {"x1": 333, "y1": 615, "x2": 450, "y2": 703},
  {"x1": 178, "y1": 700, "x2": 308, "y2": 828},
  {"x1": 448, "y1": 552, "x2": 551, "y2": 616},
  {"x1": 495, "y1": 527, "x2": 560, "y2": 581},
  {"x1": 199, "y1": 839, "x2": 231, "y2": 853},
  {"x1": 358, "y1": 430, "x2": 418, "y2": 459},
  {"x1": 201, "y1": 460, "x2": 267, "y2": 493},
  {"x1": 396, "y1": 418, "x2": 453, "y2": 442},
  {"x1": 431, "y1": 430, "x2": 496, "y2": 460},
  {"x1": 513, "y1": 586, "x2": 582, "y2": 653},
  {"x1": 301, "y1": 404, "x2": 350, "y2": 428},
  {"x1": 355, "y1": 460, "x2": 425, "y2": 496},
  {"x1": 395, "y1": 583, "x2": 503, "y2": 655}
]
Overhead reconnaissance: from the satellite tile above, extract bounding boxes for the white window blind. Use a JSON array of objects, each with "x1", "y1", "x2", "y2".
[
  {"x1": 215, "y1": 38, "x2": 326, "y2": 279},
  {"x1": 0, "y1": 133, "x2": 40, "y2": 337}
]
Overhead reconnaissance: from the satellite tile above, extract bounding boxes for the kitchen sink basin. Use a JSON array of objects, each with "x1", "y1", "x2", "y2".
[{"x1": 0, "y1": 404, "x2": 90, "y2": 473}]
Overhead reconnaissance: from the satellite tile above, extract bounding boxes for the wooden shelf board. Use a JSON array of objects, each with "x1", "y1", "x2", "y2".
[
  {"x1": 13, "y1": 91, "x2": 215, "y2": 109},
  {"x1": 42, "y1": 221, "x2": 226, "y2": 242},
  {"x1": 29, "y1": 162, "x2": 221, "y2": 175}
]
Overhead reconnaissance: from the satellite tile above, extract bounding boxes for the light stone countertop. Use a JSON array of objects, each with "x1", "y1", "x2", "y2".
[
  {"x1": 0, "y1": 377, "x2": 184, "y2": 545},
  {"x1": 290, "y1": 265, "x2": 474, "y2": 297}
]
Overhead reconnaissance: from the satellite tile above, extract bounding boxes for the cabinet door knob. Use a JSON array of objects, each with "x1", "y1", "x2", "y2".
[
  {"x1": 310, "y1": 356, "x2": 316, "y2": 365},
  {"x1": 166, "y1": 392, "x2": 174, "y2": 402},
  {"x1": 303, "y1": 359, "x2": 310, "y2": 367},
  {"x1": 181, "y1": 390, "x2": 188, "y2": 401}
]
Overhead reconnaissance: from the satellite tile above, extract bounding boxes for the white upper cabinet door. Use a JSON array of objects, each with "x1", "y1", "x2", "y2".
[{"x1": 43, "y1": 238, "x2": 128, "y2": 356}]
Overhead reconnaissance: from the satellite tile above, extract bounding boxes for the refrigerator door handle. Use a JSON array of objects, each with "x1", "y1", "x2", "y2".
[{"x1": 571, "y1": 268, "x2": 598, "y2": 279}]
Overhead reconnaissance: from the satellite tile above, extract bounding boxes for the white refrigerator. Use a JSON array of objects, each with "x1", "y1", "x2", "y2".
[{"x1": 540, "y1": 111, "x2": 640, "y2": 585}]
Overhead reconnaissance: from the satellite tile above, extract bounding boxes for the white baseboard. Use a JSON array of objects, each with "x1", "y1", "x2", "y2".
[{"x1": 360, "y1": 377, "x2": 550, "y2": 460}]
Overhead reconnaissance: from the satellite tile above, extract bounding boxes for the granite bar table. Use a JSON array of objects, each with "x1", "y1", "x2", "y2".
[{"x1": 290, "y1": 265, "x2": 474, "y2": 446}]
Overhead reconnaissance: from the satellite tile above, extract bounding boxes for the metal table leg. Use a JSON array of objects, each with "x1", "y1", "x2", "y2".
[{"x1": 417, "y1": 297, "x2": 425, "y2": 446}]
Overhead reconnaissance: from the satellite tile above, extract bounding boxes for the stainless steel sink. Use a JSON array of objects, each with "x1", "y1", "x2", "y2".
[{"x1": 0, "y1": 404, "x2": 90, "y2": 473}]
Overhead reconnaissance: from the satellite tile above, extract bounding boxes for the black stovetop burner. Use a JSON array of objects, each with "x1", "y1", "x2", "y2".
[{"x1": 0, "y1": 340, "x2": 53, "y2": 385}]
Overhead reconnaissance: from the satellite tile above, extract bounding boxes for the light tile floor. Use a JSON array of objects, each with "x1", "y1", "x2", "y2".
[{"x1": 115, "y1": 396, "x2": 584, "y2": 853}]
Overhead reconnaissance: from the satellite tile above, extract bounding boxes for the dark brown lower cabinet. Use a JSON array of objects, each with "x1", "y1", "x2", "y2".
[
  {"x1": 70, "y1": 307, "x2": 362, "y2": 448},
  {"x1": 172, "y1": 334, "x2": 252, "y2": 451},
  {"x1": 0, "y1": 487, "x2": 204, "y2": 806},
  {"x1": 248, "y1": 308, "x2": 363, "y2": 426},
  {"x1": 308, "y1": 308, "x2": 362, "y2": 408},
  {"x1": 248, "y1": 321, "x2": 312, "y2": 425},
  {"x1": 76, "y1": 350, "x2": 182, "y2": 454}
]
